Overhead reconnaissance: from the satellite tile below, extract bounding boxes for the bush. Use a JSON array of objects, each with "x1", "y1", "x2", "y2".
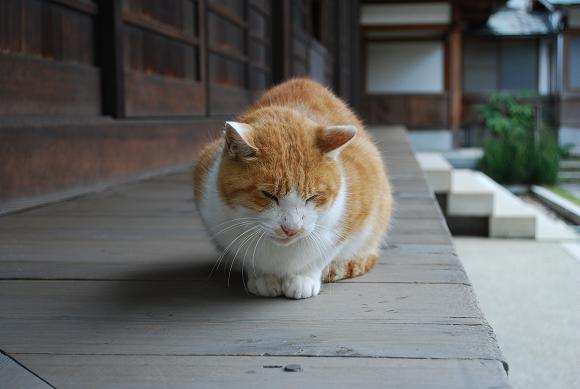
[{"x1": 477, "y1": 93, "x2": 561, "y2": 186}]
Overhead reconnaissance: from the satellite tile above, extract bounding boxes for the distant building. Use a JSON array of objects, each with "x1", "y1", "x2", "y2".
[{"x1": 360, "y1": 0, "x2": 580, "y2": 150}]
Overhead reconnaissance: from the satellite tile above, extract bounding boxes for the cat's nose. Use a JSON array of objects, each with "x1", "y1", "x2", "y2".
[{"x1": 281, "y1": 225, "x2": 300, "y2": 237}]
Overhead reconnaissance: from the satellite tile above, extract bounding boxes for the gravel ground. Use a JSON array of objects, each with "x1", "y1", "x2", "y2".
[{"x1": 454, "y1": 238, "x2": 580, "y2": 389}]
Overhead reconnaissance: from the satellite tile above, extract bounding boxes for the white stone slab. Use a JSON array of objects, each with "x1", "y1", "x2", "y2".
[
  {"x1": 416, "y1": 152, "x2": 452, "y2": 192},
  {"x1": 447, "y1": 170, "x2": 495, "y2": 216}
]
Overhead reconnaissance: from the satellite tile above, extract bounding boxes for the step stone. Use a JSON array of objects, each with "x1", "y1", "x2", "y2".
[
  {"x1": 447, "y1": 170, "x2": 495, "y2": 216},
  {"x1": 416, "y1": 152, "x2": 452, "y2": 193}
]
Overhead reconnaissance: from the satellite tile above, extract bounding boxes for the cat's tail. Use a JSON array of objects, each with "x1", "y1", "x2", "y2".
[{"x1": 322, "y1": 254, "x2": 377, "y2": 283}]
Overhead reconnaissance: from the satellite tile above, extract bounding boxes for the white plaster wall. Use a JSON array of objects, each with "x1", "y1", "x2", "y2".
[
  {"x1": 568, "y1": 7, "x2": 580, "y2": 28},
  {"x1": 366, "y1": 42, "x2": 444, "y2": 93},
  {"x1": 361, "y1": 3, "x2": 451, "y2": 25}
]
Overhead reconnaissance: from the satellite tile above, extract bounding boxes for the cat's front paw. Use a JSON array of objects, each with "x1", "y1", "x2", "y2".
[
  {"x1": 247, "y1": 274, "x2": 282, "y2": 297},
  {"x1": 282, "y1": 276, "x2": 321, "y2": 299}
]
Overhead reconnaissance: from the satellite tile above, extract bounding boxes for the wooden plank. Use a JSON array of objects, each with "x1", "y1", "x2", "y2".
[
  {"x1": 123, "y1": 10, "x2": 199, "y2": 47},
  {"x1": 13, "y1": 354, "x2": 510, "y2": 389},
  {"x1": 0, "y1": 239, "x2": 469, "y2": 284},
  {"x1": 0, "y1": 352, "x2": 52, "y2": 389},
  {"x1": 0, "y1": 54, "x2": 100, "y2": 116},
  {"x1": 361, "y1": 95, "x2": 449, "y2": 128},
  {"x1": 0, "y1": 281, "x2": 500, "y2": 359},
  {"x1": 0, "y1": 280, "x2": 483, "y2": 322},
  {"x1": 0, "y1": 281, "x2": 500, "y2": 360},
  {"x1": 0, "y1": 318, "x2": 500, "y2": 361},
  {"x1": 0, "y1": 120, "x2": 221, "y2": 206},
  {"x1": 124, "y1": 71, "x2": 206, "y2": 116}
]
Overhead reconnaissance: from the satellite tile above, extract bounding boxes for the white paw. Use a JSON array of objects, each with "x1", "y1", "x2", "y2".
[
  {"x1": 247, "y1": 275, "x2": 282, "y2": 297},
  {"x1": 282, "y1": 276, "x2": 321, "y2": 299}
]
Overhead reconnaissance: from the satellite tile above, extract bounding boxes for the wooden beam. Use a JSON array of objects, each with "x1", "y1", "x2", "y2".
[
  {"x1": 363, "y1": 24, "x2": 449, "y2": 33},
  {"x1": 449, "y1": 22, "x2": 462, "y2": 146}
]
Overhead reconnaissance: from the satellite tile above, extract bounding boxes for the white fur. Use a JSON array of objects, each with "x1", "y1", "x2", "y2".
[{"x1": 197, "y1": 145, "x2": 373, "y2": 299}]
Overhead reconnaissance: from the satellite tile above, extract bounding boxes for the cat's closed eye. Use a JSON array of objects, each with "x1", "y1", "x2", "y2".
[
  {"x1": 306, "y1": 194, "x2": 319, "y2": 203},
  {"x1": 261, "y1": 190, "x2": 279, "y2": 205}
]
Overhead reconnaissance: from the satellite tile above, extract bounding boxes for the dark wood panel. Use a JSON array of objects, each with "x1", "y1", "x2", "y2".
[
  {"x1": 360, "y1": 94, "x2": 449, "y2": 129},
  {"x1": 209, "y1": 53, "x2": 246, "y2": 88},
  {"x1": 209, "y1": 84, "x2": 250, "y2": 115},
  {"x1": 123, "y1": 0, "x2": 196, "y2": 35},
  {"x1": 0, "y1": 0, "x2": 95, "y2": 66},
  {"x1": 124, "y1": 25, "x2": 197, "y2": 80},
  {"x1": 123, "y1": 9, "x2": 198, "y2": 46},
  {"x1": 207, "y1": 12, "x2": 245, "y2": 58},
  {"x1": 0, "y1": 119, "x2": 221, "y2": 202},
  {"x1": 0, "y1": 53, "x2": 100, "y2": 115},
  {"x1": 124, "y1": 71, "x2": 206, "y2": 116},
  {"x1": 560, "y1": 95, "x2": 580, "y2": 127}
]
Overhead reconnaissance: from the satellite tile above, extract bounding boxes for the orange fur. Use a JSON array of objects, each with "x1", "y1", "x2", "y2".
[{"x1": 193, "y1": 78, "x2": 392, "y2": 280}]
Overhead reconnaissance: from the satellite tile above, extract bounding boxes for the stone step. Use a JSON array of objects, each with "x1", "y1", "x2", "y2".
[
  {"x1": 416, "y1": 152, "x2": 452, "y2": 193},
  {"x1": 477, "y1": 174, "x2": 577, "y2": 240},
  {"x1": 560, "y1": 160, "x2": 580, "y2": 170},
  {"x1": 559, "y1": 171, "x2": 580, "y2": 183},
  {"x1": 447, "y1": 170, "x2": 494, "y2": 216},
  {"x1": 416, "y1": 152, "x2": 577, "y2": 240}
]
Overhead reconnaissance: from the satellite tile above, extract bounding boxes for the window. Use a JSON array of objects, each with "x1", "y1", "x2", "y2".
[
  {"x1": 500, "y1": 40, "x2": 537, "y2": 91},
  {"x1": 568, "y1": 35, "x2": 580, "y2": 90},
  {"x1": 463, "y1": 37, "x2": 538, "y2": 94}
]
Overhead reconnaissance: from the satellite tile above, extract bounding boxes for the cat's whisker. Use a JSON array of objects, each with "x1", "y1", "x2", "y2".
[
  {"x1": 252, "y1": 230, "x2": 266, "y2": 278},
  {"x1": 209, "y1": 217, "x2": 261, "y2": 234},
  {"x1": 228, "y1": 228, "x2": 261, "y2": 288},
  {"x1": 218, "y1": 224, "x2": 260, "y2": 269},
  {"x1": 209, "y1": 220, "x2": 259, "y2": 239},
  {"x1": 241, "y1": 229, "x2": 264, "y2": 294},
  {"x1": 209, "y1": 225, "x2": 260, "y2": 279},
  {"x1": 210, "y1": 216, "x2": 261, "y2": 230}
]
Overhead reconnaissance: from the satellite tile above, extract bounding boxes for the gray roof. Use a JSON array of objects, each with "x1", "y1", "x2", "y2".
[
  {"x1": 486, "y1": 7, "x2": 554, "y2": 35},
  {"x1": 544, "y1": 0, "x2": 580, "y2": 5}
]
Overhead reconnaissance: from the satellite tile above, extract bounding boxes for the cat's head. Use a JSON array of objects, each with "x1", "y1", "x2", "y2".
[{"x1": 217, "y1": 107, "x2": 356, "y2": 246}]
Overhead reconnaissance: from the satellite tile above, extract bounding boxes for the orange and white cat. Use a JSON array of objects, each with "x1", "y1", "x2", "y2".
[{"x1": 193, "y1": 78, "x2": 392, "y2": 299}]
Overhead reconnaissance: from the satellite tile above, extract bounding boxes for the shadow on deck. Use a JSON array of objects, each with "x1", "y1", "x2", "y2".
[{"x1": 0, "y1": 127, "x2": 510, "y2": 388}]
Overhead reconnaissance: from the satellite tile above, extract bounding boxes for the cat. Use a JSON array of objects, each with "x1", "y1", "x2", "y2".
[{"x1": 193, "y1": 78, "x2": 392, "y2": 299}]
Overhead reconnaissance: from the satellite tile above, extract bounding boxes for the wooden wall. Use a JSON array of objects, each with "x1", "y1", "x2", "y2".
[{"x1": 0, "y1": 0, "x2": 361, "y2": 208}]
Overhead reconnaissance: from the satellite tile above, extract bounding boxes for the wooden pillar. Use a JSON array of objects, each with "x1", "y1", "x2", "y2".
[
  {"x1": 100, "y1": 0, "x2": 125, "y2": 118},
  {"x1": 272, "y1": 0, "x2": 292, "y2": 83},
  {"x1": 449, "y1": 17, "x2": 463, "y2": 147}
]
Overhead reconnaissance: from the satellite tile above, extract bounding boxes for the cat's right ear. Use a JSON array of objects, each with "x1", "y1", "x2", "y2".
[
  {"x1": 224, "y1": 121, "x2": 257, "y2": 160},
  {"x1": 317, "y1": 125, "x2": 357, "y2": 158}
]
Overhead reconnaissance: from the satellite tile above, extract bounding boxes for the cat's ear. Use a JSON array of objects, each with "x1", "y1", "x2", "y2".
[
  {"x1": 317, "y1": 125, "x2": 357, "y2": 158},
  {"x1": 224, "y1": 121, "x2": 257, "y2": 159}
]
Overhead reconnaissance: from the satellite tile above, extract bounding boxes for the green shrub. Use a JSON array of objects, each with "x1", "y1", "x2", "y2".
[{"x1": 477, "y1": 93, "x2": 561, "y2": 186}]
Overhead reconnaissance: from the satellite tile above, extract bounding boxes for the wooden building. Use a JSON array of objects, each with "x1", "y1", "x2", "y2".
[
  {"x1": 0, "y1": 0, "x2": 361, "y2": 212},
  {"x1": 360, "y1": 0, "x2": 580, "y2": 149},
  {"x1": 359, "y1": 0, "x2": 505, "y2": 148}
]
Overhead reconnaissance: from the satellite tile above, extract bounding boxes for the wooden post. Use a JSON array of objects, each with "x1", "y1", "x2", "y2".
[
  {"x1": 449, "y1": 12, "x2": 463, "y2": 147},
  {"x1": 199, "y1": 0, "x2": 209, "y2": 117},
  {"x1": 100, "y1": 0, "x2": 125, "y2": 118}
]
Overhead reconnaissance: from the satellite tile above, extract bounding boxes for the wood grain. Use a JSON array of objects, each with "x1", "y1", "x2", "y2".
[{"x1": 12, "y1": 355, "x2": 510, "y2": 389}]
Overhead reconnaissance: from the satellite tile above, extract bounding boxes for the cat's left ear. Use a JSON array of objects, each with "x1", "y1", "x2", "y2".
[
  {"x1": 317, "y1": 125, "x2": 357, "y2": 158},
  {"x1": 224, "y1": 121, "x2": 258, "y2": 160}
]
